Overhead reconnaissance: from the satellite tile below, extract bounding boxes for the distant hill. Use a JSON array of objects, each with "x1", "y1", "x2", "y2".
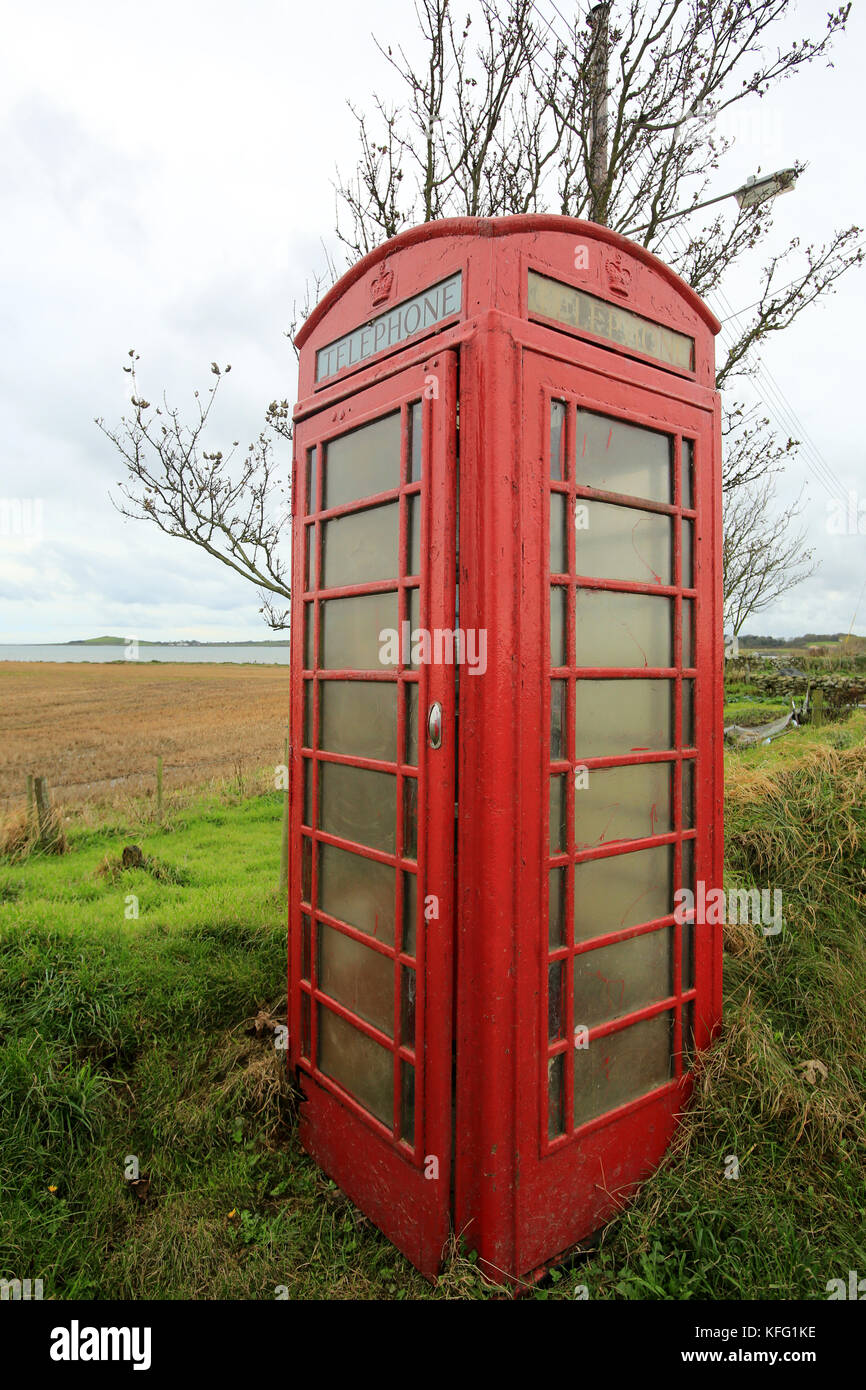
[
  {"x1": 68, "y1": 636, "x2": 288, "y2": 647},
  {"x1": 738, "y1": 632, "x2": 861, "y2": 649}
]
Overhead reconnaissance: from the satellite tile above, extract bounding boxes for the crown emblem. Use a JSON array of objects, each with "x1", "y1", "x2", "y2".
[
  {"x1": 371, "y1": 263, "x2": 394, "y2": 306},
  {"x1": 605, "y1": 253, "x2": 632, "y2": 297}
]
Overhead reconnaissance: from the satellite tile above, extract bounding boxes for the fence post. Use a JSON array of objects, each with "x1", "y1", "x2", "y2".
[
  {"x1": 33, "y1": 777, "x2": 60, "y2": 852},
  {"x1": 812, "y1": 688, "x2": 825, "y2": 727}
]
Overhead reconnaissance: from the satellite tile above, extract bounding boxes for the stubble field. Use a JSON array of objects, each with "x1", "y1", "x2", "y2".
[{"x1": 0, "y1": 661, "x2": 289, "y2": 812}]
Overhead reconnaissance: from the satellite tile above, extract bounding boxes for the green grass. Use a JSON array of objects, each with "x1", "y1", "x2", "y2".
[
  {"x1": 2, "y1": 718, "x2": 865, "y2": 1300},
  {"x1": 723, "y1": 695, "x2": 791, "y2": 728}
]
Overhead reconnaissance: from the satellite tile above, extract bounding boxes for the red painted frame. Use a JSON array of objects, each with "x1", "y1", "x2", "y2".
[
  {"x1": 289, "y1": 356, "x2": 458, "y2": 1276},
  {"x1": 291, "y1": 216, "x2": 723, "y2": 1286},
  {"x1": 510, "y1": 349, "x2": 720, "y2": 1276}
]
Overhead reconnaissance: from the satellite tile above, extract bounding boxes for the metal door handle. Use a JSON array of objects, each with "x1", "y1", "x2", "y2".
[{"x1": 427, "y1": 701, "x2": 443, "y2": 749}]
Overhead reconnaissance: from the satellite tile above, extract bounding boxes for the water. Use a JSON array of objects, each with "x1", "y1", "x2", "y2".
[{"x1": 0, "y1": 644, "x2": 289, "y2": 665}]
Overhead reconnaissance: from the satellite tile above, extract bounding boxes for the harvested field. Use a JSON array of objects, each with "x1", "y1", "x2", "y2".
[{"x1": 0, "y1": 661, "x2": 289, "y2": 811}]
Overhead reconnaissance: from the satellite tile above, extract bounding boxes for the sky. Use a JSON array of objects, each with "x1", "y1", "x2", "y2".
[{"x1": 0, "y1": 0, "x2": 863, "y2": 643}]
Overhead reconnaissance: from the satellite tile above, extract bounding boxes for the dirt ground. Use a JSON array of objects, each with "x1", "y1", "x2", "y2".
[{"x1": 0, "y1": 661, "x2": 289, "y2": 810}]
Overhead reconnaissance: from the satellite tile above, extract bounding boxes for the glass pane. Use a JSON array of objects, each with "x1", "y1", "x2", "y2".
[
  {"x1": 682, "y1": 598, "x2": 694, "y2": 668},
  {"x1": 575, "y1": 410, "x2": 671, "y2": 504},
  {"x1": 318, "y1": 1005, "x2": 393, "y2": 1126},
  {"x1": 321, "y1": 591, "x2": 398, "y2": 670},
  {"x1": 320, "y1": 680, "x2": 397, "y2": 762},
  {"x1": 683, "y1": 679, "x2": 695, "y2": 746},
  {"x1": 321, "y1": 502, "x2": 399, "y2": 590},
  {"x1": 302, "y1": 758, "x2": 313, "y2": 826},
  {"x1": 573, "y1": 1011, "x2": 672, "y2": 1127},
  {"x1": 408, "y1": 402, "x2": 422, "y2": 482},
  {"x1": 304, "y1": 523, "x2": 312, "y2": 590},
  {"x1": 548, "y1": 1053, "x2": 565, "y2": 1138},
  {"x1": 681, "y1": 838, "x2": 695, "y2": 895},
  {"x1": 319, "y1": 842, "x2": 395, "y2": 945},
  {"x1": 324, "y1": 412, "x2": 401, "y2": 509},
  {"x1": 573, "y1": 927, "x2": 673, "y2": 1029},
  {"x1": 681, "y1": 440, "x2": 693, "y2": 510},
  {"x1": 301, "y1": 914, "x2": 311, "y2": 981},
  {"x1": 408, "y1": 587, "x2": 420, "y2": 669},
  {"x1": 400, "y1": 965, "x2": 416, "y2": 1048},
  {"x1": 574, "y1": 844, "x2": 673, "y2": 942},
  {"x1": 301, "y1": 991, "x2": 311, "y2": 1057},
  {"x1": 575, "y1": 501, "x2": 672, "y2": 584},
  {"x1": 400, "y1": 1061, "x2": 415, "y2": 1144},
  {"x1": 550, "y1": 679, "x2": 566, "y2": 759},
  {"x1": 550, "y1": 493, "x2": 568, "y2": 574},
  {"x1": 319, "y1": 761, "x2": 396, "y2": 854},
  {"x1": 402, "y1": 871, "x2": 417, "y2": 957},
  {"x1": 682, "y1": 921, "x2": 694, "y2": 991},
  {"x1": 306, "y1": 446, "x2": 317, "y2": 516},
  {"x1": 403, "y1": 777, "x2": 418, "y2": 860},
  {"x1": 550, "y1": 774, "x2": 567, "y2": 854},
  {"x1": 550, "y1": 400, "x2": 567, "y2": 481},
  {"x1": 301, "y1": 836, "x2": 312, "y2": 903},
  {"x1": 575, "y1": 679, "x2": 673, "y2": 757},
  {"x1": 574, "y1": 762, "x2": 672, "y2": 848},
  {"x1": 303, "y1": 680, "x2": 314, "y2": 748},
  {"x1": 550, "y1": 586, "x2": 567, "y2": 668},
  {"x1": 404, "y1": 683, "x2": 418, "y2": 765},
  {"x1": 318, "y1": 924, "x2": 394, "y2": 1036},
  {"x1": 548, "y1": 961, "x2": 564, "y2": 1040},
  {"x1": 407, "y1": 494, "x2": 421, "y2": 576},
  {"x1": 681, "y1": 519, "x2": 693, "y2": 588},
  {"x1": 682, "y1": 759, "x2": 695, "y2": 828},
  {"x1": 304, "y1": 602, "x2": 314, "y2": 669},
  {"x1": 549, "y1": 866, "x2": 566, "y2": 949},
  {"x1": 575, "y1": 590, "x2": 673, "y2": 669}
]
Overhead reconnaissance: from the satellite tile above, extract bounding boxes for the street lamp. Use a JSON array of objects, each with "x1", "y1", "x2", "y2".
[
  {"x1": 734, "y1": 169, "x2": 798, "y2": 209},
  {"x1": 624, "y1": 167, "x2": 799, "y2": 236}
]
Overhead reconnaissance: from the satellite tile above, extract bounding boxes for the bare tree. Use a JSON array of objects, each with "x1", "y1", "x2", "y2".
[
  {"x1": 100, "y1": 0, "x2": 861, "y2": 632},
  {"x1": 723, "y1": 480, "x2": 817, "y2": 636}
]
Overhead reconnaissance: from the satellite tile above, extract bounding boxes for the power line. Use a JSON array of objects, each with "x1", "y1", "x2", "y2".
[{"x1": 720, "y1": 250, "x2": 865, "y2": 322}]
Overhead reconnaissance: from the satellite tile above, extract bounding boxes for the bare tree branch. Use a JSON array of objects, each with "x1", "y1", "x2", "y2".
[{"x1": 96, "y1": 353, "x2": 292, "y2": 629}]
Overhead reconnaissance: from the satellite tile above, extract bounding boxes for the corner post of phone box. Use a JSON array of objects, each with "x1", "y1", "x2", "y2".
[{"x1": 453, "y1": 314, "x2": 524, "y2": 1282}]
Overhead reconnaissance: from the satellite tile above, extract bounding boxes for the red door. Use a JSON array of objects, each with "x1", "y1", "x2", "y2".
[
  {"x1": 289, "y1": 355, "x2": 458, "y2": 1277},
  {"x1": 515, "y1": 348, "x2": 722, "y2": 1273}
]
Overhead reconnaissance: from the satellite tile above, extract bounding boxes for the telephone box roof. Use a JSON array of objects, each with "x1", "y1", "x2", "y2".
[{"x1": 294, "y1": 213, "x2": 721, "y2": 350}]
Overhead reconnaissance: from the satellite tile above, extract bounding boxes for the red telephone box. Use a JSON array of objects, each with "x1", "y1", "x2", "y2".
[{"x1": 289, "y1": 215, "x2": 723, "y2": 1284}]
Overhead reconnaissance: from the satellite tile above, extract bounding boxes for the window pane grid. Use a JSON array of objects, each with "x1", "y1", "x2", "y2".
[
  {"x1": 545, "y1": 397, "x2": 701, "y2": 1144},
  {"x1": 299, "y1": 396, "x2": 428, "y2": 1154}
]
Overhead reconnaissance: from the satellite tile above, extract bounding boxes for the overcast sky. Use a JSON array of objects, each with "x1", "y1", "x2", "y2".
[{"x1": 1, "y1": 0, "x2": 863, "y2": 643}]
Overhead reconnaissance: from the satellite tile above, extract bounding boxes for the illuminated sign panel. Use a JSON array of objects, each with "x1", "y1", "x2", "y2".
[
  {"x1": 528, "y1": 270, "x2": 694, "y2": 372},
  {"x1": 316, "y1": 272, "x2": 462, "y2": 382}
]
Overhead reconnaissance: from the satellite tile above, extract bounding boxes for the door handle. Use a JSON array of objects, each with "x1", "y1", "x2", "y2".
[{"x1": 427, "y1": 701, "x2": 443, "y2": 749}]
